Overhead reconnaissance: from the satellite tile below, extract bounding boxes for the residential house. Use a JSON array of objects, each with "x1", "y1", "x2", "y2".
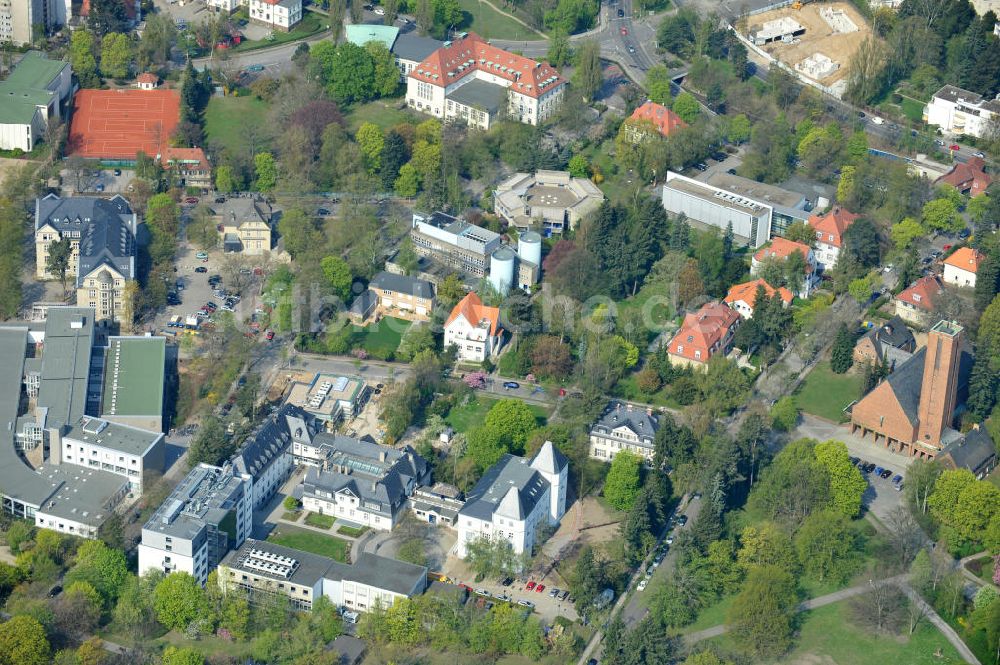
[
  {"x1": 493, "y1": 171, "x2": 604, "y2": 234},
  {"x1": 851, "y1": 320, "x2": 973, "y2": 459},
  {"x1": 248, "y1": 0, "x2": 301, "y2": 30},
  {"x1": 751, "y1": 237, "x2": 818, "y2": 299},
  {"x1": 35, "y1": 194, "x2": 137, "y2": 324},
  {"x1": 138, "y1": 463, "x2": 254, "y2": 584},
  {"x1": 162, "y1": 147, "x2": 211, "y2": 190},
  {"x1": 214, "y1": 197, "x2": 272, "y2": 255},
  {"x1": 925, "y1": 85, "x2": 1000, "y2": 139},
  {"x1": 853, "y1": 315, "x2": 916, "y2": 370},
  {"x1": 300, "y1": 436, "x2": 430, "y2": 531},
  {"x1": 937, "y1": 425, "x2": 997, "y2": 480},
  {"x1": 443, "y1": 292, "x2": 502, "y2": 363},
  {"x1": 405, "y1": 32, "x2": 566, "y2": 129},
  {"x1": 895, "y1": 275, "x2": 943, "y2": 326},
  {"x1": 666, "y1": 301, "x2": 741, "y2": 368},
  {"x1": 350, "y1": 272, "x2": 434, "y2": 325},
  {"x1": 588, "y1": 401, "x2": 660, "y2": 463},
  {"x1": 808, "y1": 206, "x2": 859, "y2": 271},
  {"x1": 723, "y1": 278, "x2": 792, "y2": 319},
  {"x1": 455, "y1": 441, "x2": 567, "y2": 558},
  {"x1": 621, "y1": 101, "x2": 687, "y2": 144},
  {"x1": 942, "y1": 247, "x2": 983, "y2": 288},
  {"x1": 0, "y1": 52, "x2": 73, "y2": 149},
  {"x1": 935, "y1": 157, "x2": 992, "y2": 196},
  {"x1": 219, "y1": 540, "x2": 427, "y2": 613}
]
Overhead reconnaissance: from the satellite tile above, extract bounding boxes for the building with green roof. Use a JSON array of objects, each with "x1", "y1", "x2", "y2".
[
  {"x1": 0, "y1": 51, "x2": 72, "y2": 152},
  {"x1": 345, "y1": 24, "x2": 399, "y2": 50},
  {"x1": 100, "y1": 336, "x2": 166, "y2": 433}
]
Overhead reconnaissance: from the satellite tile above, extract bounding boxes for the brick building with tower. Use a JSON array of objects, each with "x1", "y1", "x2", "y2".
[{"x1": 850, "y1": 320, "x2": 971, "y2": 459}]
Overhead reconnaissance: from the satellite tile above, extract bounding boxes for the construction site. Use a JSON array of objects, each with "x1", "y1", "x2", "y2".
[{"x1": 747, "y1": 1, "x2": 871, "y2": 91}]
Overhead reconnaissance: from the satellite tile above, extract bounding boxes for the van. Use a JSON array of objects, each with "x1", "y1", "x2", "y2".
[{"x1": 342, "y1": 610, "x2": 360, "y2": 624}]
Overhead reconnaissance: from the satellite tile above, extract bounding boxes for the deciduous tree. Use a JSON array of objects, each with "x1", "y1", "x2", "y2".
[
  {"x1": 726, "y1": 565, "x2": 797, "y2": 659},
  {"x1": 603, "y1": 451, "x2": 642, "y2": 511}
]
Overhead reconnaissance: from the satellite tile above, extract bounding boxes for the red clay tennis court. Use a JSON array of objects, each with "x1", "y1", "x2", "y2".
[{"x1": 68, "y1": 89, "x2": 181, "y2": 160}]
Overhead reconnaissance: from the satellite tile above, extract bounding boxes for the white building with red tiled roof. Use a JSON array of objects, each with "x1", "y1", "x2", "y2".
[
  {"x1": 807, "y1": 206, "x2": 859, "y2": 270},
  {"x1": 751, "y1": 237, "x2": 818, "y2": 299},
  {"x1": 666, "y1": 302, "x2": 741, "y2": 369},
  {"x1": 248, "y1": 0, "x2": 301, "y2": 31},
  {"x1": 405, "y1": 32, "x2": 566, "y2": 129},
  {"x1": 444, "y1": 292, "x2": 503, "y2": 362},
  {"x1": 942, "y1": 247, "x2": 983, "y2": 288}
]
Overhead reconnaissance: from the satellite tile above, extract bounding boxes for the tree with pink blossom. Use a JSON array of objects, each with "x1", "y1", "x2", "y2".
[{"x1": 464, "y1": 371, "x2": 486, "y2": 390}]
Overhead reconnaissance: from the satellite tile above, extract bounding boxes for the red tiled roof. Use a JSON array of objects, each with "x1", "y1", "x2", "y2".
[
  {"x1": 407, "y1": 32, "x2": 564, "y2": 99},
  {"x1": 808, "y1": 206, "x2": 859, "y2": 249},
  {"x1": 667, "y1": 302, "x2": 740, "y2": 363},
  {"x1": 936, "y1": 157, "x2": 992, "y2": 195},
  {"x1": 942, "y1": 247, "x2": 982, "y2": 274},
  {"x1": 724, "y1": 279, "x2": 793, "y2": 310},
  {"x1": 136, "y1": 72, "x2": 158, "y2": 84},
  {"x1": 896, "y1": 275, "x2": 942, "y2": 312},
  {"x1": 627, "y1": 101, "x2": 688, "y2": 138},
  {"x1": 446, "y1": 292, "x2": 500, "y2": 336},
  {"x1": 754, "y1": 237, "x2": 814, "y2": 273},
  {"x1": 162, "y1": 147, "x2": 209, "y2": 173}
]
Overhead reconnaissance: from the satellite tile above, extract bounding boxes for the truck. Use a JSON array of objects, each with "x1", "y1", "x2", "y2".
[
  {"x1": 184, "y1": 316, "x2": 200, "y2": 330},
  {"x1": 168, "y1": 315, "x2": 183, "y2": 328}
]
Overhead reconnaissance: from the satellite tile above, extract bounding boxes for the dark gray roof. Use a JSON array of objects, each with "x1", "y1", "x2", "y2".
[
  {"x1": 303, "y1": 436, "x2": 428, "y2": 516},
  {"x1": 942, "y1": 427, "x2": 997, "y2": 473},
  {"x1": 349, "y1": 289, "x2": 376, "y2": 317},
  {"x1": 369, "y1": 271, "x2": 434, "y2": 299},
  {"x1": 882, "y1": 345, "x2": 974, "y2": 427},
  {"x1": 590, "y1": 400, "x2": 659, "y2": 449},
  {"x1": 232, "y1": 404, "x2": 315, "y2": 478},
  {"x1": 391, "y1": 32, "x2": 443, "y2": 62},
  {"x1": 460, "y1": 454, "x2": 548, "y2": 522},
  {"x1": 35, "y1": 194, "x2": 136, "y2": 286},
  {"x1": 870, "y1": 315, "x2": 915, "y2": 350},
  {"x1": 35, "y1": 307, "x2": 96, "y2": 431},
  {"x1": 332, "y1": 552, "x2": 426, "y2": 596},
  {"x1": 448, "y1": 79, "x2": 508, "y2": 114}
]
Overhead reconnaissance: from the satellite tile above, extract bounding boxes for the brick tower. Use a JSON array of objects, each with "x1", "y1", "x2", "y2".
[{"x1": 916, "y1": 320, "x2": 963, "y2": 450}]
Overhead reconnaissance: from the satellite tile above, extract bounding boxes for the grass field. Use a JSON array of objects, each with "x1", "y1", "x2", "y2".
[
  {"x1": 268, "y1": 525, "x2": 349, "y2": 562},
  {"x1": 205, "y1": 95, "x2": 269, "y2": 155},
  {"x1": 900, "y1": 97, "x2": 925, "y2": 123},
  {"x1": 344, "y1": 99, "x2": 420, "y2": 133},
  {"x1": 795, "y1": 361, "x2": 863, "y2": 422},
  {"x1": 348, "y1": 316, "x2": 411, "y2": 357},
  {"x1": 337, "y1": 524, "x2": 369, "y2": 537},
  {"x1": 304, "y1": 512, "x2": 335, "y2": 529},
  {"x1": 455, "y1": 0, "x2": 542, "y2": 41},
  {"x1": 445, "y1": 396, "x2": 549, "y2": 434}
]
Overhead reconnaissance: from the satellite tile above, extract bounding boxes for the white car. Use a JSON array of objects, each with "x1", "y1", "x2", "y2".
[
  {"x1": 637, "y1": 579, "x2": 648, "y2": 591},
  {"x1": 374, "y1": 6, "x2": 385, "y2": 14}
]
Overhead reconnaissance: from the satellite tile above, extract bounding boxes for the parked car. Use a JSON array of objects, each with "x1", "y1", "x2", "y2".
[
  {"x1": 973, "y1": 151, "x2": 986, "y2": 158},
  {"x1": 549, "y1": 588, "x2": 559, "y2": 597},
  {"x1": 559, "y1": 590, "x2": 569, "y2": 601},
  {"x1": 517, "y1": 599, "x2": 534, "y2": 608},
  {"x1": 265, "y1": 330, "x2": 275, "y2": 341},
  {"x1": 694, "y1": 163, "x2": 708, "y2": 171},
  {"x1": 526, "y1": 581, "x2": 536, "y2": 591},
  {"x1": 637, "y1": 579, "x2": 648, "y2": 591},
  {"x1": 475, "y1": 588, "x2": 490, "y2": 597},
  {"x1": 195, "y1": 251, "x2": 209, "y2": 260},
  {"x1": 879, "y1": 468, "x2": 893, "y2": 479},
  {"x1": 535, "y1": 584, "x2": 545, "y2": 593},
  {"x1": 113, "y1": 169, "x2": 122, "y2": 176},
  {"x1": 318, "y1": 208, "x2": 330, "y2": 216},
  {"x1": 503, "y1": 381, "x2": 520, "y2": 389},
  {"x1": 949, "y1": 144, "x2": 961, "y2": 151},
  {"x1": 617, "y1": 7, "x2": 624, "y2": 15},
  {"x1": 620, "y1": 27, "x2": 628, "y2": 35},
  {"x1": 677, "y1": 514, "x2": 688, "y2": 526},
  {"x1": 958, "y1": 228, "x2": 971, "y2": 239},
  {"x1": 501, "y1": 577, "x2": 513, "y2": 587},
  {"x1": 184, "y1": 197, "x2": 198, "y2": 204},
  {"x1": 195, "y1": 266, "x2": 208, "y2": 273},
  {"x1": 374, "y1": 6, "x2": 385, "y2": 14},
  {"x1": 891, "y1": 474, "x2": 903, "y2": 485}
]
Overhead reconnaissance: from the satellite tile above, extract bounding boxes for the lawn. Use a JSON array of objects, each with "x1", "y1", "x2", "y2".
[
  {"x1": 205, "y1": 95, "x2": 269, "y2": 155},
  {"x1": 229, "y1": 12, "x2": 325, "y2": 52},
  {"x1": 701, "y1": 599, "x2": 963, "y2": 664},
  {"x1": 455, "y1": 0, "x2": 542, "y2": 41},
  {"x1": 268, "y1": 525, "x2": 350, "y2": 562},
  {"x1": 445, "y1": 396, "x2": 549, "y2": 434},
  {"x1": 344, "y1": 99, "x2": 421, "y2": 133},
  {"x1": 614, "y1": 279, "x2": 675, "y2": 347},
  {"x1": 900, "y1": 97, "x2": 925, "y2": 123},
  {"x1": 337, "y1": 524, "x2": 370, "y2": 538},
  {"x1": 304, "y1": 512, "x2": 335, "y2": 529},
  {"x1": 795, "y1": 361, "x2": 864, "y2": 423},
  {"x1": 613, "y1": 373, "x2": 683, "y2": 409},
  {"x1": 348, "y1": 316, "x2": 411, "y2": 358}
]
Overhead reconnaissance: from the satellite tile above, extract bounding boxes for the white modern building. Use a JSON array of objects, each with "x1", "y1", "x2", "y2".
[
  {"x1": 443, "y1": 292, "x2": 503, "y2": 363},
  {"x1": 925, "y1": 85, "x2": 1000, "y2": 139},
  {"x1": 588, "y1": 401, "x2": 660, "y2": 463},
  {"x1": 405, "y1": 32, "x2": 566, "y2": 129},
  {"x1": 455, "y1": 441, "x2": 567, "y2": 558},
  {"x1": 0, "y1": 0, "x2": 70, "y2": 46},
  {"x1": 248, "y1": 0, "x2": 301, "y2": 30},
  {"x1": 139, "y1": 463, "x2": 253, "y2": 584},
  {"x1": 300, "y1": 436, "x2": 430, "y2": 531},
  {"x1": 0, "y1": 52, "x2": 72, "y2": 151},
  {"x1": 60, "y1": 416, "x2": 164, "y2": 493},
  {"x1": 493, "y1": 170, "x2": 605, "y2": 235},
  {"x1": 942, "y1": 247, "x2": 982, "y2": 289}
]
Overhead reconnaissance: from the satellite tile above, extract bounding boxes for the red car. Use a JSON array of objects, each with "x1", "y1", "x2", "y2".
[
  {"x1": 265, "y1": 330, "x2": 275, "y2": 341},
  {"x1": 184, "y1": 197, "x2": 198, "y2": 204},
  {"x1": 949, "y1": 144, "x2": 960, "y2": 151},
  {"x1": 620, "y1": 27, "x2": 628, "y2": 35},
  {"x1": 943, "y1": 244, "x2": 952, "y2": 251},
  {"x1": 526, "y1": 581, "x2": 536, "y2": 591},
  {"x1": 535, "y1": 584, "x2": 545, "y2": 593}
]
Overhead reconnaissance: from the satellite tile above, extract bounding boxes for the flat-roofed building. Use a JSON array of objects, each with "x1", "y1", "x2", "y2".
[
  {"x1": 60, "y1": 415, "x2": 164, "y2": 493},
  {"x1": 410, "y1": 211, "x2": 501, "y2": 278},
  {"x1": 493, "y1": 170, "x2": 604, "y2": 234},
  {"x1": 284, "y1": 374, "x2": 366, "y2": 430},
  {"x1": 99, "y1": 336, "x2": 166, "y2": 432},
  {"x1": 139, "y1": 463, "x2": 253, "y2": 584},
  {"x1": 704, "y1": 171, "x2": 810, "y2": 239},
  {"x1": 662, "y1": 172, "x2": 772, "y2": 248},
  {"x1": 925, "y1": 85, "x2": 1000, "y2": 139},
  {"x1": 0, "y1": 52, "x2": 72, "y2": 147}
]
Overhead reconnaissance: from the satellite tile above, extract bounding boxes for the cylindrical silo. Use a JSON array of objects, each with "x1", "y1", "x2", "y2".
[
  {"x1": 518, "y1": 231, "x2": 542, "y2": 267},
  {"x1": 489, "y1": 247, "x2": 516, "y2": 296}
]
